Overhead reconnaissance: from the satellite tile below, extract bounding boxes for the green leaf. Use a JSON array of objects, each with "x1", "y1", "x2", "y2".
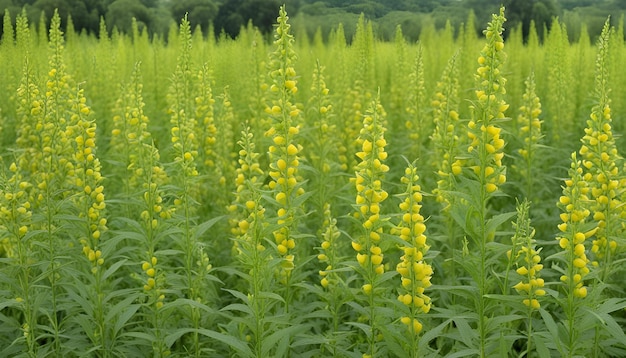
[
  {"x1": 105, "y1": 230, "x2": 148, "y2": 243},
  {"x1": 105, "y1": 288, "x2": 139, "y2": 302},
  {"x1": 156, "y1": 248, "x2": 185, "y2": 257},
  {"x1": 345, "y1": 301, "x2": 368, "y2": 317},
  {"x1": 171, "y1": 298, "x2": 215, "y2": 314},
  {"x1": 197, "y1": 328, "x2": 254, "y2": 357},
  {"x1": 581, "y1": 305, "x2": 626, "y2": 345},
  {"x1": 597, "y1": 297, "x2": 626, "y2": 314},
  {"x1": 261, "y1": 324, "x2": 308, "y2": 357},
  {"x1": 193, "y1": 215, "x2": 226, "y2": 240},
  {"x1": 599, "y1": 312, "x2": 626, "y2": 346},
  {"x1": 165, "y1": 328, "x2": 253, "y2": 356},
  {"x1": 453, "y1": 316, "x2": 477, "y2": 349},
  {"x1": 534, "y1": 332, "x2": 551, "y2": 358},
  {"x1": 539, "y1": 307, "x2": 564, "y2": 354},
  {"x1": 105, "y1": 294, "x2": 139, "y2": 323},
  {"x1": 221, "y1": 303, "x2": 253, "y2": 315},
  {"x1": 486, "y1": 314, "x2": 524, "y2": 331},
  {"x1": 290, "y1": 334, "x2": 327, "y2": 347},
  {"x1": 446, "y1": 348, "x2": 481, "y2": 358},
  {"x1": 419, "y1": 319, "x2": 453, "y2": 353},
  {"x1": 257, "y1": 290, "x2": 286, "y2": 303},
  {"x1": 102, "y1": 258, "x2": 127, "y2": 281},
  {"x1": 65, "y1": 286, "x2": 94, "y2": 317},
  {"x1": 0, "y1": 300, "x2": 19, "y2": 311},
  {"x1": 222, "y1": 288, "x2": 249, "y2": 303},
  {"x1": 120, "y1": 331, "x2": 155, "y2": 343},
  {"x1": 113, "y1": 303, "x2": 141, "y2": 337},
  {"x1": 345, "y1": 321, "x2": 372, "y2": 338},
  {"x1": 485, "y1": 211, "x2": 516, "y2": 236},
  {"x1": 375, "y1": 270, "x2": 398, "y2": 285}
]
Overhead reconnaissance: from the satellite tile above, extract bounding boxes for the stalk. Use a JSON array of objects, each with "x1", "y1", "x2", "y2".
[
  {"x1": 265, "y1": 6, "x2": 303, "y2": 316},
  {"x1": 556, "y1": 153, "x2": 595, "y2": 357},
  {"x1": 231, "y1": 126, "x2": 268, "y2": 357},
  {"x1": 167, "y1": 15, "x2": 203, "y2": 356},
  {"x1": 352, "y1": 94, "x2": 389, "y2": 357},
  {"x1": 451, "y1": 7, "x2": 508, "y2": 356},
  {"x1": 395, "y1": 163, "x2": 432, "y2": 357}
]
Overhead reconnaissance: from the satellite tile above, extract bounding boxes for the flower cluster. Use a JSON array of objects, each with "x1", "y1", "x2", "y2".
[
  {"x1": 214, "y1": 88, "x2": 237, "y2": 197},
  {"x1": 430, "y1": 52, "x2": 460, "y2": 207},
  {"x1": 168, "y1": 17, "x2": 199, "y2": 183},
  {"x1": 514, "y1": 72, "x2": 543, "y2": 199},
  {"x1": 405, "y1": 46, "x2": 427, "y2": 157},
  {"x1": 507, "y1": 200, "x2": 545, "y2": 309},
  {"x1": 453, "y1": 7, "x2": 508, "y2": 194},
  {"x1": 267, "y1": 127, "x2": 301, "y2": 272},
  {"x1": 352, "y1": 97, "x2": 389, "y2": 288},
  {"x1": 194, "y1": 64, "x2": 217, "y2": 170},
  {"x1": 170, "y1": 120, "x2": 199, "y2": 179},
  {"x1": 517, "y1": 73, "x2": 542, "y2": 161},
  {"x1": 0, "y1": 164, "x2": 33, "y2": 259},
  {"x1": 110, "y1": 72, "x2": 150, "y2": 144},
  {"x1": 557, "y1": 153, "x2": 596, "y2": 298},
  {"x1": 140, "y1": 163, "x2": 173, "y2": 226},
  {"x1": 311, "y1": 62, "x2": 332, "y2": 118},
  {"x1": 266, "y1": 5, "x2": 299, "y2": 105},
  {"x1": 474, "y1": 10, "x2": 507, "y2": 98},
  {"x1": 308, "y1": 60, "x2": 335, "y2": 176},
  {"x1": 339, "y1": 18, "x2": 375, "y2": 173},
  {"x1": 340, "y1": 81, "x2": 373, "y2": 173},
  {"x1": 513, "y1": 246, "x2": 545, "y2": 309},
  {"x1": 317, "y1": 203, "x2": 339, "y2": 289},
  {"x1": 15, "y1": 67, "x2": 43, "y2": 175},
  {"x1": 394, "y1": 164, "x2": 432, "y2": 335},
  {"x1": 229, "y1": 127, "x2": 265, "y2": 249},
  {"x1": 72, "y1": 90, "x2": 108, "y2": 274},
  {"x1": 110, "y1": 64, "x2": 153, "y2": 190},
  {"x1": 35, "y1": 38, "x2": 75, "y2": 206},
  {"x1": 193, "y1": 245, "x2": 213, "y2": 303},
  {"x1": 265, "y1": 6, "x2": 304, "y2": 275},
  {"x1": 580, "y1": 105, "x2": 622, "y2": 266},
  {"x1": 463, "y1": 121, "x2": 506, "y2": 194},
  {"x1": 142, "y1": 256, "x2": 165, "y2": 309},
  {"x1": 229, "y1": 127, "x2": 272, "y2": 352},
  {"x1": 351, "y1": 94, "x2": 388, "y2": 358},
  {"x1": 578, "y1": 21, "x2": 623, "y2": 270}
]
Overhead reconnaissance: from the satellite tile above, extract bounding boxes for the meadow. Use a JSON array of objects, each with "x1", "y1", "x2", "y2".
[{"x1": 0, "y1": 5, "x2": 625, "y2": 357}]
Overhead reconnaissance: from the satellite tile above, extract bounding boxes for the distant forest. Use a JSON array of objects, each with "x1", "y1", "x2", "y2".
[{"x1": 0, "y1": 0, "x2": 624, "y2": 42}]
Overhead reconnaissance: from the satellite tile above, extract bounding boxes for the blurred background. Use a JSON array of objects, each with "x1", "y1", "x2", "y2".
[{"x1": 0, "y1": 0, "x2": 624, "y2": 43}]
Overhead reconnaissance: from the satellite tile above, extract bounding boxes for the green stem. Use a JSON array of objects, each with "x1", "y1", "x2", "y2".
[
  {"x1": 368, "y1": 270, "x2": 376, "y2": 357},
  {"x1": 10, "y1": 183, "x2": 36, "y2": 356},
  {"x1": 154, "y1": 305, "x2": 163, "y2": 357},
  {"x1": 253, "y1": 217, "x2": 265, "y2": 358},
  {"x1": 525, "y1": 126, "x2": 533, "y2": 201},
  {"x1": 445, "y1": 213, "x2": 457, "y2": 307},
  {"x1": 331, "y1": 286, "x2": 339, "y2": 358},
  {"x1": 478, "y1": 214, "x2": 487, "y2": 358},
  {"x1": 566, "y1": 242, "x2": 576, "y2": 358},
  {"x1": 477, "y1": 129, "x2": 489, "y2": 358},
  {"x1": 183, "y1": 191, "x2": 200, "y2": 357},
  {"x1": 46, "y1": 195, "x2": 61, "y2": 355},
  {"x1": 20, "y1": 254, "x2": 36, "y2": 356},
  {"x1": 95, "y1": 269, "x2": 107, "y2": 357},
  {"x1": 526, "y1": 305, "x2": 533, "y2": 358}
]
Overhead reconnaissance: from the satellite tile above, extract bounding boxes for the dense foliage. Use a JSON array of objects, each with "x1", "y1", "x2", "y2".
[{"x1": 0, "y1": 5, "x2": 625, "y2": 357}]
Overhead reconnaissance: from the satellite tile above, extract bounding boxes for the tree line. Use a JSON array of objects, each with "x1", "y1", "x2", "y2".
[{"x1": 0, "y1": 0, "x2": 623, "y2": 42}]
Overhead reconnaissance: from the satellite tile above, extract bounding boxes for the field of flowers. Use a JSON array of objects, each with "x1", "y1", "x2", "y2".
[{"x1": 0, "y1": 5, "x2": 625, "y2": 357}]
